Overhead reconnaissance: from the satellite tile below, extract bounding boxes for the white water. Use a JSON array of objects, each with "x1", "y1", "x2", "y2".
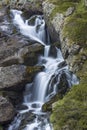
[
  {"x1": 8, "y1": 10, "x2": 79, "y2": 130},
  {"x1": 11, "y1": 9, "x2": 45, "y2": 45}
]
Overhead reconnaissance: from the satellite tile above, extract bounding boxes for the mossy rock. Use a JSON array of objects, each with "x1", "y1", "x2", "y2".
[
  {"x1": 51, "y1": 83, "x2": 87, "y2": 130},
  {"x1": 63, "y1": 0, "x2": 87, "y2": 45},
  {"x1": 47, "y1": 0, "x2": 79, "y2": 19}
]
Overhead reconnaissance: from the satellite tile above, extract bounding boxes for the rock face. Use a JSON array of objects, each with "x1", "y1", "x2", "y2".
[
  {"x1": 0, "y1": 96, "x2": 15, "y2": 124},
  {"x1": 0, "y1": 0, "x2": 43, "y2": 15},
  {"x1": 0, "y1": 65, "x2": 43, "y2": 91},
  {"x1": 42, "y1": 0, "x2": 87, "y2": 73}
]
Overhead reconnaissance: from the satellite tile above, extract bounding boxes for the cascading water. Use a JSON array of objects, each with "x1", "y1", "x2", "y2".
[{"x1": 7, "y1": 10, "x2": 79, "y2": 130}]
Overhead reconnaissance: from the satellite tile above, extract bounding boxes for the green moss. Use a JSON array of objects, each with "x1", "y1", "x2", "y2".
[
  {"x1": 51, "y1": 57, "x2": 87, "y2": 130},
  {"x1": 47, "y1": 0, "x2": 80, "y2": 19},
  {"x1": 51, "y1": 83, "x2": 87, "y2": 130},
  {"x1": 63, "y1": 0, "x2": 87, "y2": 45},
  {"x1": 0, "y1": 126, "x2": 3, "y2": 130},
  {"x1": 51, "y1": 2, "x2": 75, "y2": 17},
  {"x1": 48, "y1": 0, "x2": 80, "y2": 5}
]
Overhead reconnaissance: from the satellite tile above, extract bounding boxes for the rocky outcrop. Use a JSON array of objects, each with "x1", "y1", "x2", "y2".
[
  {"x1": 0, "y1": 0, "x2": 43, "y2": 15},
  {"x1": 0, "y1": 65, "x2": 43, "y2": 91},
  {"x1": 0, "y1": 96, "x2": 15, "y2": 124},
  {"x1": 42, "y1": 0, "x2": 87, "y2": 73}
]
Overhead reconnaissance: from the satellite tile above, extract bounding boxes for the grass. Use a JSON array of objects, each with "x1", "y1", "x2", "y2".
[
  {"x1": 63, "y1": 0, "x2": 87, "y2": 45},
  {"x1": 51, "y1": 83, "x2": 87, "y2": 130}
]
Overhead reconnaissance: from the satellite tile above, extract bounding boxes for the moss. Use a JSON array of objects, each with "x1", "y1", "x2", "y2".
[
  {"x1": 47, "y1": 0, "x2": 80, "y2": 19},
  {"x1": 0, "y1": 126, "x2": 3, "y2": 130},
  {"x1": 51, "y1": 83, "x2": 87, "y2": 130},
  {"x1": 51, "y1": 57, "x2": 87, "y2": 130},
  {"x1": 63, "y1": 0, "x2": 87, "y2": 45},
  {"x1": 51, "y1": 2, "x2": 75, "y2": 18},
  {"x1": 26, "y1": 66, "x2": 43, "y2": 74}
]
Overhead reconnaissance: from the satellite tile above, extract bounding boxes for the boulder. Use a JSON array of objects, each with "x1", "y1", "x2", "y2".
[
  {"x1": 0, "y1": 42, "x2": 44, "y2": 67},
  {"x1": 0, "y1": 96, "x2": 15, "y2": 124},
  {"x1": 0, "y1": 65, "x2": 43, "y2": 91}
]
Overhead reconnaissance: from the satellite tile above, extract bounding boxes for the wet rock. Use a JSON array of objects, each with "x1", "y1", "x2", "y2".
[
  {"x1": 0, "y1": 96, "x2": 15, "y2": 124},
  {"x1": 58, "y1": 61, "x2": 67, "y2": 69},
  {"x1": 49, "y1": 45, "x2": 57, "y2": 58},
  {"x1": 18, "y1": 112, "x2": 35, "y2": 130},
  {"x1": 42, "y1": 71, "x2": 69, "y2": 112},
  {"x1": 0, "y1": 65, "x2": 43, "y2": 91}
]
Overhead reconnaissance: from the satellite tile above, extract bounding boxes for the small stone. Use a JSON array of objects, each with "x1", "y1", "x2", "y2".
[{"x1": 65, "y1": 7, "x2": 75, "y2": 17}]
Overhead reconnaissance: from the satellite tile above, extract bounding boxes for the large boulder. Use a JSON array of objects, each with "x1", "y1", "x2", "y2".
[
  {"x1": 0, "y1": 65, "x2": 43, "y2": 91},
  {"x1": 0, "y1": 96, "x2": 15, "y2": 124}
]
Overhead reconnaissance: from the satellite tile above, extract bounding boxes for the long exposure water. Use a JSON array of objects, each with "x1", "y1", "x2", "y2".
[{"x1": 7, "y1": 10, "x2": 79, "y2": 130}]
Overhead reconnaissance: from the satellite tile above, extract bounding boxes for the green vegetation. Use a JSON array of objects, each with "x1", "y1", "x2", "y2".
[
  {"x1": 63, "y1": 0, "x2": 87, "y2": 44},
  {"x1": 47, "y1": 1, "x2": 87, "y2": 129},
  {"x1": 48, "y1": 0, "x2": 80, "y2": 18},
  {"x1": 51, "y1": 82, "x2": 87, "y2": 130}
]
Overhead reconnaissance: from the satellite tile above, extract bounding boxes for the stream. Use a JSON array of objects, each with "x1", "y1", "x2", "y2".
[{"x1": 7, "y1": 10, "x2": 79, "y2": 130}]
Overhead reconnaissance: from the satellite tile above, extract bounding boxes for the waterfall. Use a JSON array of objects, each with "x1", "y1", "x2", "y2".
[
  {"x1": 11, "y1": 10, "x2": 46, "y2": 45},
  {"x1": 8, "y1": 10, "x2": 79, "y2": 130}
]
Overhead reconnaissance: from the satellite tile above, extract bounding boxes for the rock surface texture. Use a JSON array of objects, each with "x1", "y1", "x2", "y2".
[{"x1": 0, "y1": 96, "x2": 15, "y2": 124}]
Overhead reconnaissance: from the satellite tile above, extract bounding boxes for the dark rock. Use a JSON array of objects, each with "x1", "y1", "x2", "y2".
[
  {"x1": 22, "y1": 43, "x2": 44, "y2": 66},
  {"x1": 58, "y1": 61, "x2": 67, "y2": 69},
  {"x1": 16, "y1": 104, "x2": 28, "y2": 111},
  {"x1": 49, "y1": 45, "x2": 57, "y2": 58},
  {"x1": 58, "y1": 72, "x2": 69, "y2": 94},
  {"x1": 3, "y1": 91, "x2": 23, "y2": 106},
  {"x1": 42, "y1": 71, "x2": 69, "y2": 112},
  {"x1": 0, "y1": 96, "x2": 15, "y2": 124},
  {"x1": 18, "y1": 112, "x2": 35, "y2": 130}
]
